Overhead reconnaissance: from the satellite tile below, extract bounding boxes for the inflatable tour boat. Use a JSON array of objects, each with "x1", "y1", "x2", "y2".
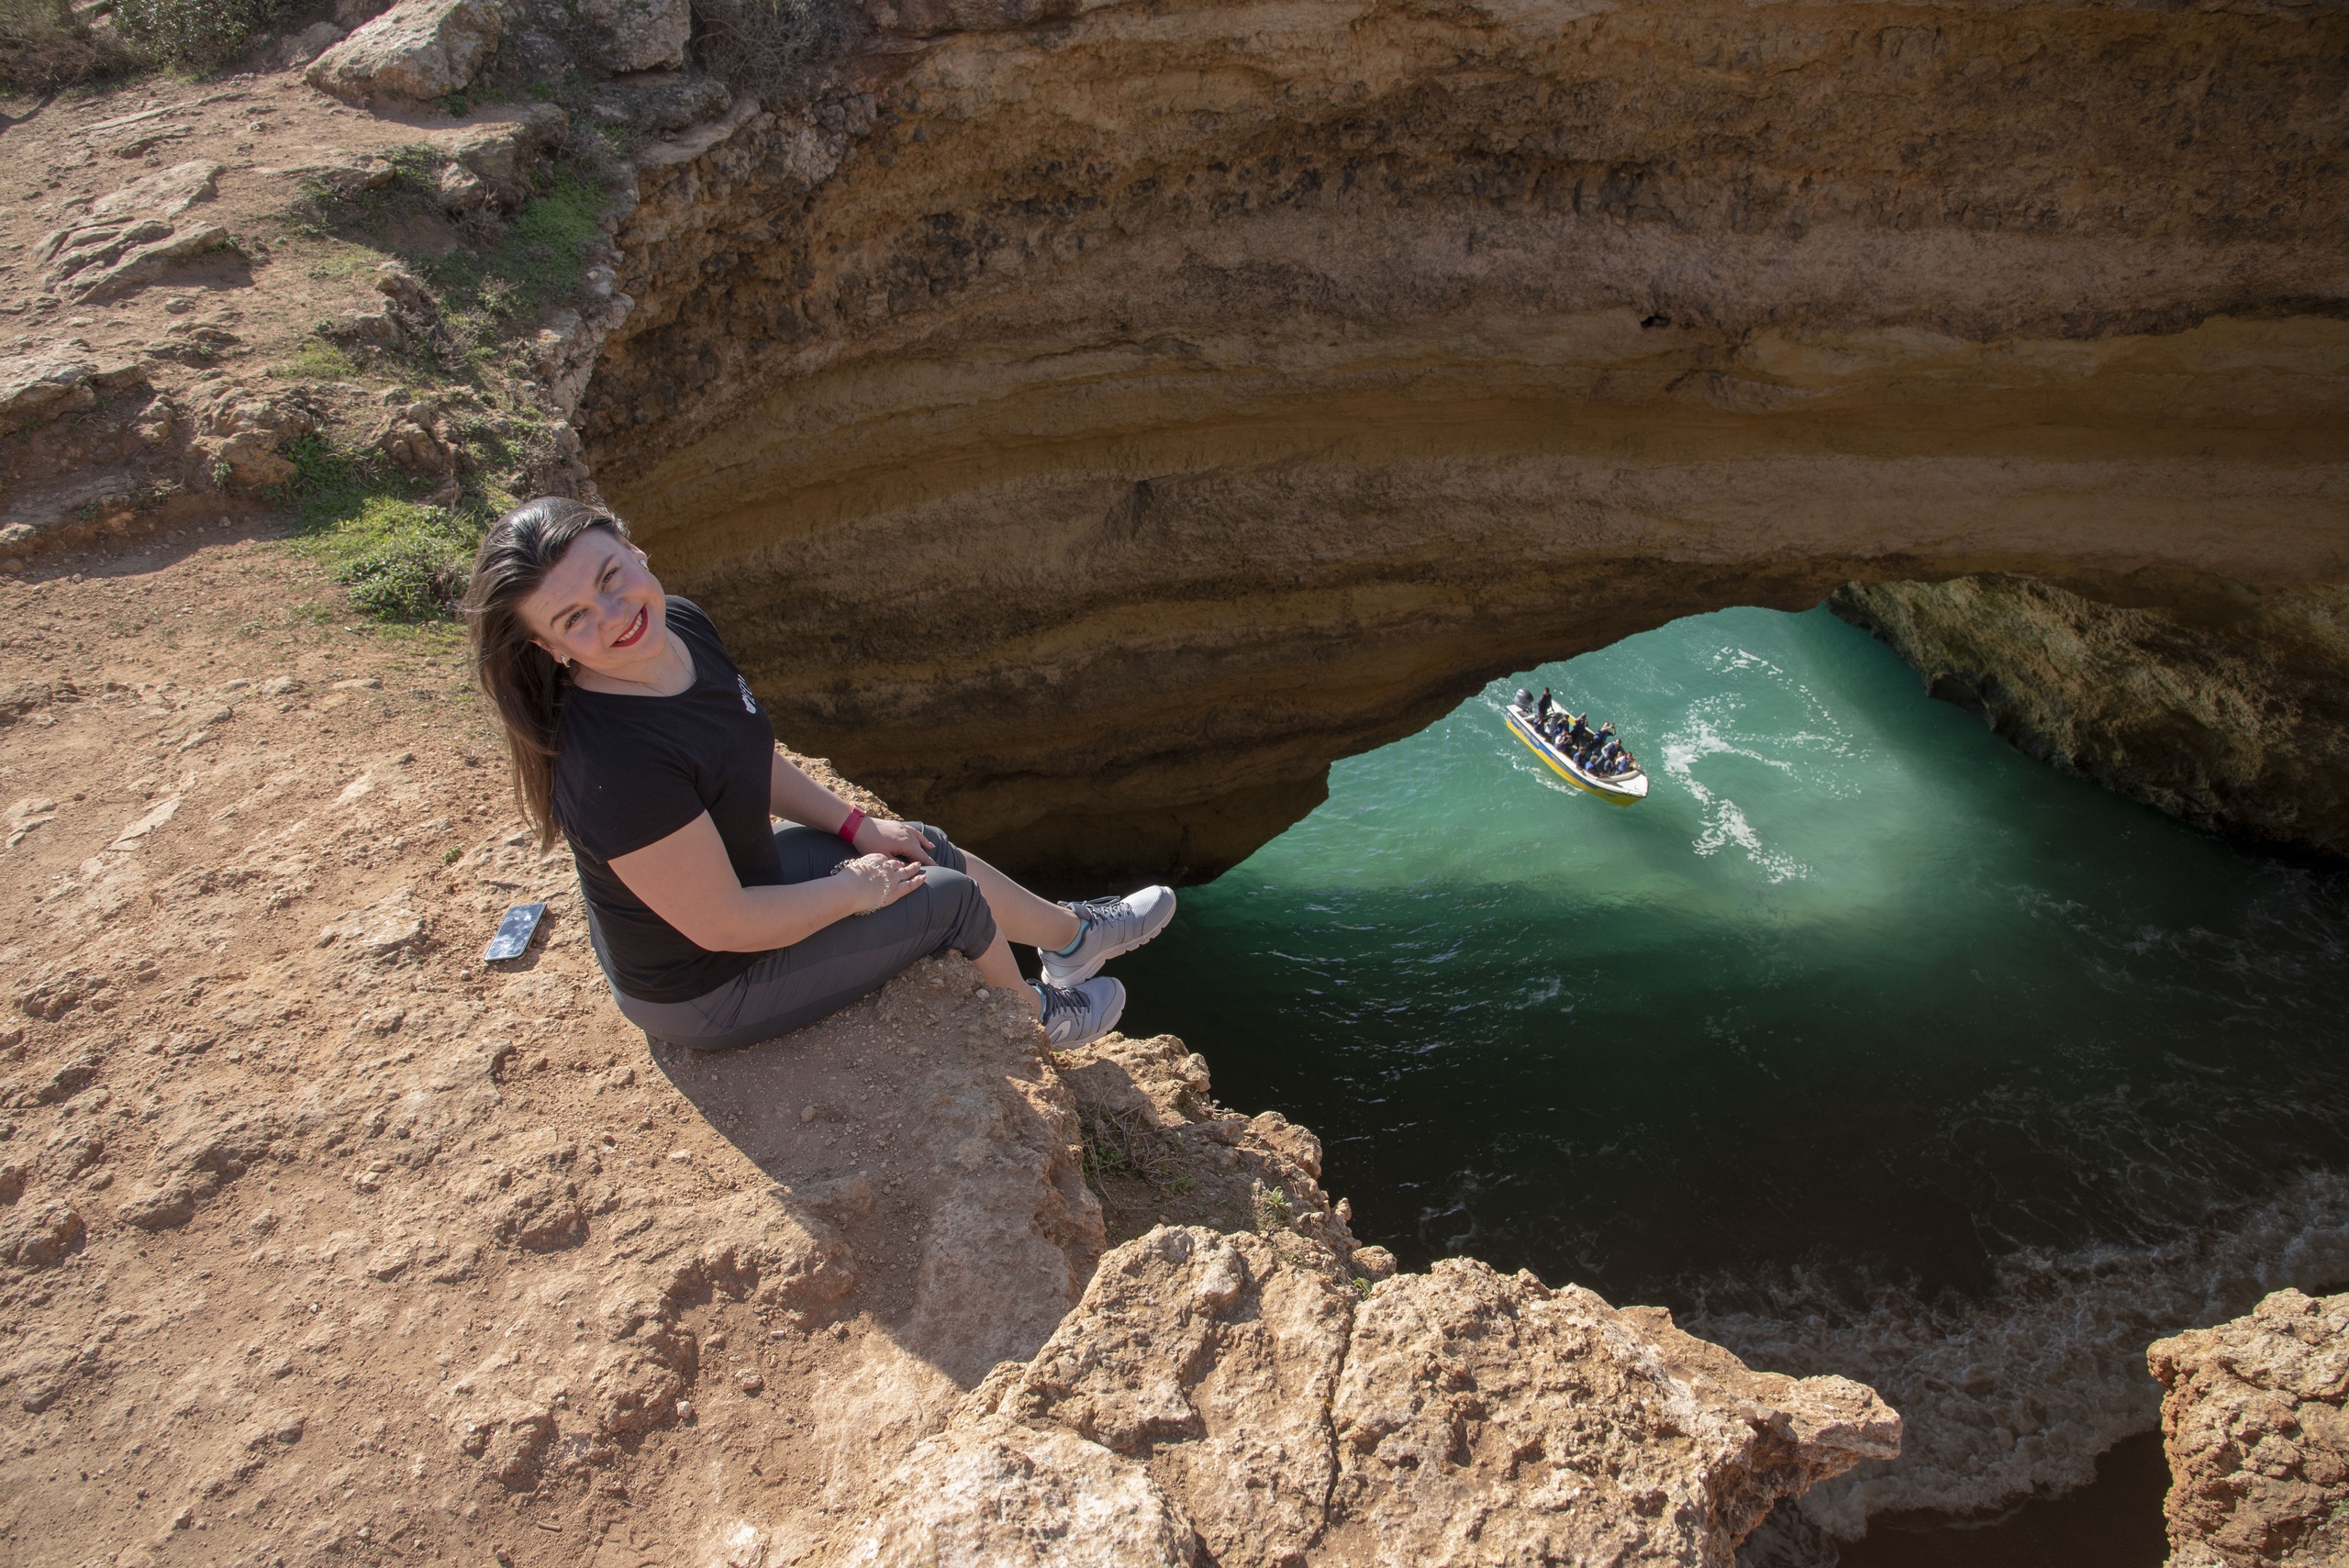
[{"x1": 1504, "y1": 697, "x2": 1651, "y2": 805}]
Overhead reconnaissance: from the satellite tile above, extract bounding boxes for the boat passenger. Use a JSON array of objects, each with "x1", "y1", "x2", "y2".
[
  {"x1": 463, "y1": 497, "x2": 1175, "y2": 1055},
  {"x1": 1567, "y1": 715, "x2": 1593, "y2": 748},
  {"x1": 1536, "y1": 687, "x2": 1554, "y2": 723}
]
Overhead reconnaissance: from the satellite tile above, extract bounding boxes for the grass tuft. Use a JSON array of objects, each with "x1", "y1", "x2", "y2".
[
  {"x1": 281, "y1": 339, "x2": 366, "y2": 382},
  {"x1": 340, "y1": 531, "x2": 474, "y2": 621},
  {"x1": 1254, "y1": 1184, "x2": 1294, "y2": 1230},
  {"x1": 415, "y1": 171, "x2": 606, "y2": 361},
  {"x1": 285, "y1": 438, "x2": 485, "y2": 623}
]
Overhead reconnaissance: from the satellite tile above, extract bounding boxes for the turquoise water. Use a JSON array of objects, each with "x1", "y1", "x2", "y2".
[{"x1": 1114, "y1": 605, "x2": 2349, "y2": 1536}]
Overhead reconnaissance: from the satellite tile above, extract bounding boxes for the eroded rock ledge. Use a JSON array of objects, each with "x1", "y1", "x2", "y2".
[
  {"x1": 581, "y1": 0, "x2": 2349, "y2": 882},
  {"x1": 852, "y1": 1229, "x2": 1899, "y2": 1567}
]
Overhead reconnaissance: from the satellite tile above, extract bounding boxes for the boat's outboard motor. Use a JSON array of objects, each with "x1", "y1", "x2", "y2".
[{"x1": 1515, "y1": 688, "x2": 1533, "y2": 710}]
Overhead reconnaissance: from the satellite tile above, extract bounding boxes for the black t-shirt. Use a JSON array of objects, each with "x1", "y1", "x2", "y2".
[{"x1": 552, "y1": 598, "x2": 782, "y2": 1003}]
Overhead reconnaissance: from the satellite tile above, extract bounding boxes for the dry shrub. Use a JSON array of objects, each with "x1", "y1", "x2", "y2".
[
  {"x1": 689, "y1": 0, "x2": 859, "y2": 109},
  {"x1": 0, "y1": 0, "x2": 139, "y2": 92},
  {"x1": 111, "y1": 0, "x2": 284, "y2": 71}
]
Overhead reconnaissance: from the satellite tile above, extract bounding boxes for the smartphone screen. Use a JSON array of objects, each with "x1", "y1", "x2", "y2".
[{"x1": 484, "y1": 902, "x2": 547, "y2": 962}]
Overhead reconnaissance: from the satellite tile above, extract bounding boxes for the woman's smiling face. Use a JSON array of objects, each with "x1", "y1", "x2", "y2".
[{"x1": 520, "y1": 528, "x2": 674, "y2": 679}]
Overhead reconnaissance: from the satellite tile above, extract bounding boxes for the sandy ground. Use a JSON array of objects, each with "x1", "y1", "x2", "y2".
[
  {"x1": 0, "y1": 523, "x2": 1136, "y2": 1566},
  {"x1": 0, "y1": 53, "x2": 1366, "y2": 1566}
]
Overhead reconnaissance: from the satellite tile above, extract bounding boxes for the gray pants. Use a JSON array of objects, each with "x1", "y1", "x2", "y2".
[{"x1": 588, "y1": 822, "x2": 998, "y2": 1051}]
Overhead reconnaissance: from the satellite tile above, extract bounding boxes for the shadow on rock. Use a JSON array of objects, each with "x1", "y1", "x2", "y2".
[{"x1": 645, "y1": 953, "x2": 1107, "y2": 1386}]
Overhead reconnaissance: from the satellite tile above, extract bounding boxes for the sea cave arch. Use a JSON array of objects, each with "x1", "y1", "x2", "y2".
[{"x1": 578, "y1": 0, "x2": 2349, "y2": 884}]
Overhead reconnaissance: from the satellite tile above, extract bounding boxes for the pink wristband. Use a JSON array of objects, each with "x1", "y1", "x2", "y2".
[{"x1": 837, "y1": 807, "x2": 866, "y2": 845}]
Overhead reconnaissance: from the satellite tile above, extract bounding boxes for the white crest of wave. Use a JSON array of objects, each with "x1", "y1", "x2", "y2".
[
  {"x1": 1664, "y1": 695, "x2": 1810, "y2": 884},
  {"x1": 1687, "y1": 1173, "x2": 2349, "y2": 1541}
]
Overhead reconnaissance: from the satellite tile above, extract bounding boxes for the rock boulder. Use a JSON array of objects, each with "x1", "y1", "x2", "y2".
[
  {"x1": 837, "y1": 1418, "x2": 1200, "y2": 1567},
  {"x1": 2151, "y1": 1289, "x2": 2349, "y2": 1568},
  {"x1": 34, "y1": 160, "x2": 229, "y2": 305},
  {"x1": 948, "y1": 1227, "x2": 1901, "y2": 1567},
  {"x1": 306, "y1": 0, "x2": 500, "y2": 105},
  {"x1": 579, "y1": 0, "x2": 689, "y2": 72},
  {"x1": 427, "y1": 103, "x2": 569, "y2": 210}
]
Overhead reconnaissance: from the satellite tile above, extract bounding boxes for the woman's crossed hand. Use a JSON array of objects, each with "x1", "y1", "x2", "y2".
[
  {"x1": 836, "y1": 851, "x2": 926, "y2": 914},
  {"x1": 853, "y1": 817, "x2": 938, "y2": 865}
]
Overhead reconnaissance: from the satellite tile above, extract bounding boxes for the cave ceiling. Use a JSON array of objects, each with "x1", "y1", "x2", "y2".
[{"x1": 583, "y1": 0, "x2": 2349, "y2": 881}]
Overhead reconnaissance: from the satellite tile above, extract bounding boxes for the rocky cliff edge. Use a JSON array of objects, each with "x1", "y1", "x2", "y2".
[
  {"x1": 2151, "y1": 1289, "x2": 2349, "y2": 1568},
  {"x1": 0, "y1": 545, "x2": 1896, "y2": 1563}
]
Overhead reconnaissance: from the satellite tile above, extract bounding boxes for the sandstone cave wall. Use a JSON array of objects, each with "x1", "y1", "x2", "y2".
[{"x1": 583, "y1": 0, "x2": 2349, "y2": 882}]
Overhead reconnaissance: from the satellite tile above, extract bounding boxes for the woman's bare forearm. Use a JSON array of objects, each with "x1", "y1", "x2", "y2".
[
  {"x1": 697, "y1": 874, "x2": 868, "y2": 951},
  {"x1": 770, "y1": 751, "x2": 855, "y2": 831},
  {"x1": 612, "y1": 811, "x2": 877, "y2": 951}
]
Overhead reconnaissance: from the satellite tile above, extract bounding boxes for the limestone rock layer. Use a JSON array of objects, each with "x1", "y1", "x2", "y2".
[{"x1": 584, "y1": 0, "x2": 2349, "y2": 882}]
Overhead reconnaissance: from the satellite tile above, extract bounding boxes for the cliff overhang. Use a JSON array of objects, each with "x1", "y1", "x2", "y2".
[{"x1": 582, "y1": 0, "x2": 2349, "y2": 882}]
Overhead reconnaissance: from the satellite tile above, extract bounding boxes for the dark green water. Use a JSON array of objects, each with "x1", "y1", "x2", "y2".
[{"x1": 1114, "y1": 605, "x2": 2349, "y2": 1543}]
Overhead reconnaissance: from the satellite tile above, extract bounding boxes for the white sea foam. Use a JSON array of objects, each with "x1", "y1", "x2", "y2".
[
  {"x1": 1663, "y1": 699, "x2": 1811, "y2": 884},
  {"x1": 1687, "y1": 1173, "x2": 2349, "y2": 1550}
]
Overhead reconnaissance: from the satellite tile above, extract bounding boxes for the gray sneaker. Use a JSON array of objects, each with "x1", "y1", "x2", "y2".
[
  {"x1": 1038, "y1": 886, "x2": 1178, "y2": 986},
  {"x1": 1035, "y1": 976, "x2": 1126, "y2": 1047}
]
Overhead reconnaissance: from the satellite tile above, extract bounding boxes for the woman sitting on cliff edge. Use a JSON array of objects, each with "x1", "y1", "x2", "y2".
[{"x1": 463, "y1": 497, "x2": 1174, "y2": 1051}]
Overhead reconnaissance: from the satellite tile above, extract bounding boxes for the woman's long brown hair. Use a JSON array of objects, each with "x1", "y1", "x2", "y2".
[{"x1": 462, "y1": 497, "x2": 630, "y2": 850}]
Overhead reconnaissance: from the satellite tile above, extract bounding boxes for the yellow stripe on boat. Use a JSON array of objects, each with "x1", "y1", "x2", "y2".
[{"x1": 1504, "y1": 708, "x2": 1648, "y2": 806}]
